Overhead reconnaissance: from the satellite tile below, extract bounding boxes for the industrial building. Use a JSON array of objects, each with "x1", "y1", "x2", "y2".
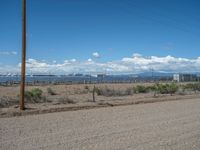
[{"x1": 173, "y1": 73, "x2": 197, "y2": 82}]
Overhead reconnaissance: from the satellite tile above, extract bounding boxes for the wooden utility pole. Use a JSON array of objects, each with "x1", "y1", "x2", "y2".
[{"x1": 20, "y1": 0, "x2": 26, "y2": 110}]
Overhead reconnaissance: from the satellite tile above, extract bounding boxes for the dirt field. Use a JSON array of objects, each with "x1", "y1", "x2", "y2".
[
  {"x1": 0, "y1": 83, "x2": 154, "y2": 98},
  {"x1": 1, "y1": 83, "x2": 200, "y2": 117},
  {"x1": 1, "y1": 98, "x2": 200, "y2": 150}
]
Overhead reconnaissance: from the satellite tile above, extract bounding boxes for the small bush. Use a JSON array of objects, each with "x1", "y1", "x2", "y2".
[
  {"x1": 24, "y1": 91, "x2": 34, "y2": 101},
  {"x1": 101, "y1": 86, "x2": 115, "y2": 96},
  {"x1": 31, "y1": 88, "x2": 43, "y2": 99},
  {"x1": 184, "y1": 83, "x2": 200, "y2": 93},
  {"x1": 90, "y1": 82, "x2": 200, "y2": 98},
  {"x1": 147, "y1": 85, "x2": 158, "y2": 97},
  {"x1": 147, "y1": 85, "x2": 156, "y2": 91},
  {"x1": 47, "y1": 87, "x2": 56, "y2": 95},
  {"x1": 25, "y1": 88, "x2": 44, "y2": 103},
  {"x1": 95, "y1": 86, "x2": 128, "y2": 97},
  {"x1": 177, "y1": 87, "x2": 186, "y2": 95},
  {"x1": 184, "y1": 83, "x2": 194, "y2": 91},
  {"x1": 84, "y1": 85, "x2": 89, "y2": 90},
  {"x1": 135, "y1": 85, "x2": 148, "y2": 93},
  {"x1": 157, "y1": 84, "x2": 168, "y2": 94},
  {"x1": 95, "y1": 87, "x2": 103, "y2": 96},
  {"x1": 0, "y1": 96, "x2": 18, "y2": 108},
  {"x1": 132, "y1": 86, "x2": 137, "y2": 93},
  {"x1": 167, "y1": 83, "x2": 179, "y2": 95},
  {"x1": 0, "y1": 96, "x2": 10, "y2": 108},
  {"x1": 152, "y1": 83, "x2": 179, "y2": 96}
]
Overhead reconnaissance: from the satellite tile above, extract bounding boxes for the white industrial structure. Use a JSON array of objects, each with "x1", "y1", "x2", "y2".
[{"x1": 173, "y1": 73, "x2": 197, "y2": 82}]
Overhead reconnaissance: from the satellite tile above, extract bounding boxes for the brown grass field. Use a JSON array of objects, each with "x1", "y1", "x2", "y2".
[{"x1": 0, "y1": 83, "x2": 200, "y2": 117}]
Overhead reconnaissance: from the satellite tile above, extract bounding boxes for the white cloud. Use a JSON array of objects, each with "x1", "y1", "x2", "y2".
[
  {"x1": 132, "y1": 53, "x2": 142, "y2": 58},
  {"x1": 92, "y1": 52, "x2": 100, "y2": 58},
  {"x1": 11, "y1": 51, "x2": 17, "y2": 55},
  {"x1": 0, "y1": 64, "x2": 19, "y2": 74},
  {"x1": 70, "y1": 59, "x2": 76, "y2": 62},
  {"x1": 87, "y1": 58, "x2": 93, "y2": 62},
  {"x1": 2, "y1": 54, "x2": 200, "y2": 74},
  {"x1": 0, "y1": 51, "x2": 17, "y2": 55},
  {"x1": 121, "y1": 54, "x2": 200, "y2": 73}
]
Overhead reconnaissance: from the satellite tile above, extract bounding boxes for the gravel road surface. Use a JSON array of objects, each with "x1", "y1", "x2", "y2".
[{"x1": 1, "y1": 98, "x2": 200, "y2": 150}]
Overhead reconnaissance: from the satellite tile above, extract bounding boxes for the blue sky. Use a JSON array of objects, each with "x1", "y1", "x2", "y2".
[{"x1": 0, "y1": 0, "x2": 200, "y2": 74}]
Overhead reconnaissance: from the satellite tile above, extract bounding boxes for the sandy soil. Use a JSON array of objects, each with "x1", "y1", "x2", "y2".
[{"x1": 1, "y1": 98, "x2": 200, "y2": 150}]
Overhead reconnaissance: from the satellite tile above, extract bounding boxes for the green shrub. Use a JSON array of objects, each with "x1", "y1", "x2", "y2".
[
  {"x1": 92, "y1": 82, "x2": 200, "y2": 98},
  {"x1": 184, "y1": 83, "x2": 200, "y2": 93},
  {"x1": 31, "y1": 88, "x2": 43, "y2": 98},
  {"x1": 135, "y1": 85, "x2": 148, "y2": 93},
  {"x1": 24, "y1": 91, "x2": 33, "y2": 100},
  {"x1": 152, "y1": 83, "x2": 178, "y2": 96},
  {"x1": 147, "y1": 84, "x2": 158, "y2": 97},
  {"x1": 147, "y1": 85, "x2": 156, "y2": 91},
  {"x1": 167, "y1": 83, "x2": 179, "y2": 95},
  {"x1": 25, "y1": 88, "x2": 44, "y2": 103},
  {"x1": 184, "y1": 83, "x2": 194, "y2": 90},
  {"x1": 157, "y1": 84, "x2": 168, "y2": 94},
  {"x1": 95, "y1": 86, "x2": 130, "y2": 97},
  {"x1": 194, "y1": 83, "x2": 200, "y2": 92}
]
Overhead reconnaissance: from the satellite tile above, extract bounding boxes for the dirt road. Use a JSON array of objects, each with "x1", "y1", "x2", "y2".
[{"x1": 1, "y1": 98, "x2": 200, "y2": 150}]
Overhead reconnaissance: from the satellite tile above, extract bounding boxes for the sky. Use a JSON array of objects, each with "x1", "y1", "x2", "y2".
[{"x1": 0, "y1": 0, "x2": 200, "y2": 74}]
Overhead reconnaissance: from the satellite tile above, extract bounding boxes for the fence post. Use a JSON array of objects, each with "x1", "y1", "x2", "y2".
[{"x1": 92, "y1": 85, "x2": 96, "y2": 102}]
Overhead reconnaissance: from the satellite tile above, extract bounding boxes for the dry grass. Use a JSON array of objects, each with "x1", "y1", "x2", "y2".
[{"x1": 0, "y1": 83, "x2": 199, "y2": 109}]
